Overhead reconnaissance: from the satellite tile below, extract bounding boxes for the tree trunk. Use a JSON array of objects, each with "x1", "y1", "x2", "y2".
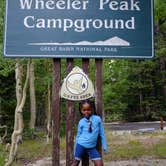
[
  {"x1": 46, "y1": 83, "x2": 51, "y2": 143},
  {"x1": 29, "y1": 60, "x2": 36, "y2": 133},
  {"x1": 159, "y1": 57, "x2": 166, "y2": 102},
  {"x1": 5, "y1": 60, "x2": 30, "y2": 166},
  {"x1": 44, "y1": 59, "x2": 52, "y2": 143}
]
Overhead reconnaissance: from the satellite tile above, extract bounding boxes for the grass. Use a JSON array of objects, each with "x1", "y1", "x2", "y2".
[
  {"x1": 19, "y1": 139, "x2": 52, "y2": 158},
  {"x1": 0, "y1": 144, "x2": 7, "y2": 166},
  {"x1": 1, "y1": 131, "x2": 166, "y2": 165},
  {"x1": 152, "y1": 140, "x2": 166, "y2": 157},
  {"x1": 103, "y1": 131, "x2": 166, "y2": 161},
  {"x1": 104, "y1": 140, "x2": 146, "y2": 160}
]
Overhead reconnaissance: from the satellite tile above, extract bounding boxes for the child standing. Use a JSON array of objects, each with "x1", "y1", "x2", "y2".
[{"x1": 72, "y1": 100, "x2": 108, "y2": 166}]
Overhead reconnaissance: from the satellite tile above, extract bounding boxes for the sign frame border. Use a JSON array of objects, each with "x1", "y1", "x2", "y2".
[{"x1": 3, "y1": 0, "x2": 154, "y2": 59}]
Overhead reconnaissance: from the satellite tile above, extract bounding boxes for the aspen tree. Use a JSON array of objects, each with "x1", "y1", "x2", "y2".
[
  {"x1": 5, "y1": 60, "x2": 30, "y2": 166},
  {"x1": 29, "y1": 59, "x2": 36, "y2": 137}
]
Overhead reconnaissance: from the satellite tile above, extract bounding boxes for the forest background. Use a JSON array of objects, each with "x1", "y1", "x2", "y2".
[{"x1": 0, "y1": 0, "x2": 166, "y2": 142}]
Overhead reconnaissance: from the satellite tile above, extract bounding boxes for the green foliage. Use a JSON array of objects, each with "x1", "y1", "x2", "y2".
[
  {"x1": 0, "y1": 43, "x2": 15, "y2": 77},
  {"x1": 103, "y1": 54, "x2": 165, "y2": 121},
  {"x1": 154, "y1": 0, "x2": 166, "y2": 25},
  {"x1": 0, "y1": 144, "x2": 6, "y2": 165},
  {"x1": 0, "y1": 69, "x2": 16, "y2": 140},
  {"x1": 103, "y1": 60, "x2": 129, "y2": 121},
  {"x1": 0, "y1": 0, "x2": 165, "y2": 139},
  {"x1": 0, "y1": 0, "x2": 4, "y2": 43}
]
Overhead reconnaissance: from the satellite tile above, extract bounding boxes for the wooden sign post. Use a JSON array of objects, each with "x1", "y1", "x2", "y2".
[
  {"x1": 82, "y1": 58, "x2": 90, "y2": 166},
  {"x1": 52, "y1": 58, "x2": 61, "y2": 166},
  {"x1": 66, "y1": 58, "x2": 75, "y2": 166},
  {"x1": 52, "y1": 58, "x2": 103, "y2": 166}
]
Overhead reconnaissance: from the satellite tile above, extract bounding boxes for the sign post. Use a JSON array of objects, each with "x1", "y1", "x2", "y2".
[
  {"x1": 52, "y1": 58, "x2": 61, "y2": 166},
  {"x1": 82, "y1": 59, "x2": 90, "y2": 166},
  {"x1": 66, "y1": 58, "x2": 75, "y2": 166}
]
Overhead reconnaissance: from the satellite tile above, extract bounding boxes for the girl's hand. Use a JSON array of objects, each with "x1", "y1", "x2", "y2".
[{"x1": 103, "y1": 149, "x2": 108, "y2": 154}]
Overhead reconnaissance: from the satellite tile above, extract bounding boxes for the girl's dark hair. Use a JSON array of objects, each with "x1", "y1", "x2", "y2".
[{"x1": 79, "y1": 99, "x2": 97, "y2": 115}]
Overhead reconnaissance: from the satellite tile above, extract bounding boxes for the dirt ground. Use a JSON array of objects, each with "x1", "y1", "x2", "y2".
[
  {"x1": 26, "y1": 157, "x2": 166, "y2": 166},
  {"x1": 25, "y1": 128, "x2": 166, "y2": 166}
]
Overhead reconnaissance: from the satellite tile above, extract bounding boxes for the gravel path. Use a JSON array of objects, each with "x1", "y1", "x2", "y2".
[{"x1": 26, "y1": 157, "x2": 166, "y2": 166}]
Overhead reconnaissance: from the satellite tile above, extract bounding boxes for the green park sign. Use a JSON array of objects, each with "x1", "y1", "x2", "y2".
[{"x1": 4, "y1": 0, "x2": 154, "y2": 58}]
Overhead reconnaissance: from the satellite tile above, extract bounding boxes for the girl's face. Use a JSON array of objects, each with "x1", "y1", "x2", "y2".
[{"x1": 81, "y1": 103, "x2": 92, "y2": 118}]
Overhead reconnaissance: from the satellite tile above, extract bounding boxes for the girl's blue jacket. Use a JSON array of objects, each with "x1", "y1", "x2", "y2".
[{"x1": 75, "y1": 115, "x2": 108, "y2": 152}]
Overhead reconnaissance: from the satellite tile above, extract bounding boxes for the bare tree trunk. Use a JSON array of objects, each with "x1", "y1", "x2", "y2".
[
  {"x1": 46, "y1": 83, "x2": 51, "y2": 143},
  {"x1": 29, "y1": 60, "x2": 36, "y2": 133},
  {"x1": 43, "y1": 59, "x2": 52, "y2": 143},
  {"x1": 5, "y1": 60, "x2": 30, "y2": 166},
  {"x1": 159, "y1": 57, "x2": 166, "y2": 102}
]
